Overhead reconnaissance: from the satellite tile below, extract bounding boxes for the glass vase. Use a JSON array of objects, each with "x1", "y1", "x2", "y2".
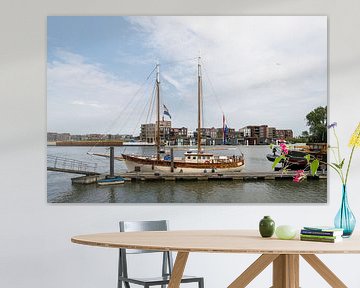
[{"x1": 334, "y1": 185, "x2": 356, "y2": 237}]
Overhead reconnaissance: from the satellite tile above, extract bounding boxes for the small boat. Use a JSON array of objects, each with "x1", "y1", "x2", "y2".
[
  {"x1": 97, "y1": 176, "x2": 125, "y2": 186},
  {"x1": 266, "y1": 143, "x2": 327, "y2": 170},
  {"x1": 266, "y1": 150, "x2": 308, "y2": 170}
]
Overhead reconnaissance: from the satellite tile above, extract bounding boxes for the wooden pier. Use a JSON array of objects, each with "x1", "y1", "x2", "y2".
[
  {"x1": 117, "y1": 171, "x2": 326, "y2": 181},
  {"x1": 71, "y1": 171, "x2": 326, "y2": 184}
]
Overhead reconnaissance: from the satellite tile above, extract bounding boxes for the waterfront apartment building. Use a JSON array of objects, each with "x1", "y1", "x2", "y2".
[
  {"x1": 140, "y1": 123, "x2": 156, "y2": 143},
  {"x1": 48, "y1": 123, "x2": 294, "y2": 146},
  {"x1": 267, "y1": 127, "x2": 276, "y2": 139},
  {"x1": 239, "y1": 125, "x2": 293, "y2": 145},
  {"x1": 276, "y1": 129, "x2": 294, "y2": 140},
  {"x1": 140, "y1": 121, "x2": 172, "y2": 144},
  {"x1": 193, "y1": 127, "x2": 237, "y2": 145},
  {"x1": 169, "y1": 127, "x2": 188, "y2": 145}
]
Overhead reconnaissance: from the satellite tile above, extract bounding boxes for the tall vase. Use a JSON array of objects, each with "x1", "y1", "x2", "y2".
[{"x1": 334, "y1": 185, "x2": 356, "y2": 237}]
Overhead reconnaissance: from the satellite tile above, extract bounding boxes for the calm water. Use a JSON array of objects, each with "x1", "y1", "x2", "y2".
[{"x1": 47, "y1": 145, "x2": 327, "y2": 203}]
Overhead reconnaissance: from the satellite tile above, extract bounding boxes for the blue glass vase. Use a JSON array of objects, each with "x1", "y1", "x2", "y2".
[{"x1": 334, "y1": 185, "x2": 356, "y2": 237}]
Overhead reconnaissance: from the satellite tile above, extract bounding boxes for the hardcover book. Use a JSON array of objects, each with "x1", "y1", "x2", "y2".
[
  {"x1": 300, "y1": 236, "x2": 343, "y2": 243},
  {"x1": 301, "y1": 229, "x2": 343, "y2": 237}
]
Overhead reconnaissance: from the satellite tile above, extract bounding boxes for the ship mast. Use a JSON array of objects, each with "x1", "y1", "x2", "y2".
[
  {"x1": 156, "y1": 64, "x2": 160, "y2": 160},
  {"x1": 197, "y1": 57, "x2": 202, "y2": 154}
]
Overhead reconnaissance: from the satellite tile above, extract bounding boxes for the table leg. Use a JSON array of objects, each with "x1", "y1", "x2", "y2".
[
  {"x1": 301, "y1": 254, "x2": 347, "y2": 288},
  {"x1": 168, "y1": 252, "x2": 189, "y2": 288},
  {"x1": 272, "y1": 254, "x2": 299, "y2": 288},
  {"x1": 228, "y1": 254, "x2": 279, "y2": 288}
]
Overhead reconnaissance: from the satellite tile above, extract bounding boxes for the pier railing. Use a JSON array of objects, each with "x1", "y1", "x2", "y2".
[{"x1": 47, "y1": 155, "x2": 99, "y2": 175}]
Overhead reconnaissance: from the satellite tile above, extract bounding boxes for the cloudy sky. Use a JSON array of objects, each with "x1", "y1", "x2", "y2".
[{"x1": 47, "y1": 16, "x2": 327, "y2": 136}]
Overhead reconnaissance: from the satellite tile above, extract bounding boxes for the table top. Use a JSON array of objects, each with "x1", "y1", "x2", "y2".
[{"x1": 71, "y1": 230, "x2": 360, "y2": 254}]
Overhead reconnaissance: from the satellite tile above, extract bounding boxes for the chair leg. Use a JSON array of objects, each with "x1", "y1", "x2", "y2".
[{"x1": 199, "y1": 278, "x2": 204, "y2": 288}]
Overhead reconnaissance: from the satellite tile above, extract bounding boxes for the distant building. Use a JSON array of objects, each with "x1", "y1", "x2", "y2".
[
  {"x1": 47, "y1": 122, "x2": 294, "y2": 147},
  {"x1": 267, "y1": 127, "x2": 276, "y2": 139},
  {"x1": 194, "y1": 126, "x2": 237, "y2": 145},
  {"x1": 47, "y1": 132, "x2": 58, "y2": 142},
  {"x1": 47, "y1": 132, "x2": 135, "y2": 143},
  {"x1": 159, "y1": 120, "x2": 171, "y2": 143},
  {"x1": 107, "y1": 134, "x2": 133, "y2": 141},
  {"x1": 47, "y1": 132, "x2": 71, "y2": 142},
  {"x1": 259, "y1": 125, "x2": 268, "y2": 144},
  {"x1": 169, "y1": 127, "x2": 188, "y2": 145},
  {"x1": 140, "y1": 123, "x2": 156, "y2": 143},
  {"x1": 276, "y1": 129, "x2": 294, "y2": 140},
  {"x1": 238, "y1": 125, "x2": 292, "y2": 145},
  {"x1": 239, "y1": 125, "x2": 261, "y2": 145},
  {"x1": 239, "y1": 127, "x2": 251, "y2": 138},
  {"x1": 70, "y1": 134, "x2": 87, "y2": 141},
  {"x1": 140, "y1": 121, "x2": 172, "y2": 143}
]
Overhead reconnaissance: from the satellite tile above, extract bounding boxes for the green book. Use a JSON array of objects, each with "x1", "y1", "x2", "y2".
[
  {"x1": 300, "y1": 234, "x2": 339, "y2": 240},
  {"x1": 300, "y1": 235, "x2": 342, "y2": 243}
]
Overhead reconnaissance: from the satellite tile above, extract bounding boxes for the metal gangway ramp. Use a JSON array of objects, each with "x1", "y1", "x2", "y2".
[{"x1": 47, "y1": 155, "x2": 100, "y2": 175}]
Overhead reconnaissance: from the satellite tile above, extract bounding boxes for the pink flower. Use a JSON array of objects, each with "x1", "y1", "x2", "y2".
[
  {"x1": 293, "y1": 170, "x2": 306, "y2": 183},
  {"x1": 279, "y1": 142, "x2": 288, "y2": 155}
]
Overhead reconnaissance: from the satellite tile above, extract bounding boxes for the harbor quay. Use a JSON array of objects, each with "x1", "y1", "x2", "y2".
[{"x1": 71, "y1": 171, "x2": 326, "y2": 184}]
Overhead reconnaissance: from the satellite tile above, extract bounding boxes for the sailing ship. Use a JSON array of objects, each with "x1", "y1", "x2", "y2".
[{"x1": 121, "y1": 58, "x2": 245, "y2": 173}]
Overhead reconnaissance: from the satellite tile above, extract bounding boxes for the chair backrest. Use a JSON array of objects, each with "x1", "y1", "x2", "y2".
[
  {"x1": 120, "y1": 220, "x2": 168, "y2": 232},
  {"x1": 118, "y1": 220, "x2": 174, "y2": 284},
  {"x1": 119, "y1": 220, "x2": 168, "y2": 254}
]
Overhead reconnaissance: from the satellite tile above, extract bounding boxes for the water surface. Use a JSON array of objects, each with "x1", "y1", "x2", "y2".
[{"x1": 47, "y1": 145, "x2": 327, "y2": 203}]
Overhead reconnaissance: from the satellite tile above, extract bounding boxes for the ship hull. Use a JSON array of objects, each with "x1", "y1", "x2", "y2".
[{"x1": 122, "y1": 154, "x2": 245, "y2": 173}]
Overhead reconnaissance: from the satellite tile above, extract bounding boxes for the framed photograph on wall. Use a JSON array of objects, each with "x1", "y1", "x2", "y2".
[{"x1": 47, "y1": 16, "x2": 327, "y2": 203}]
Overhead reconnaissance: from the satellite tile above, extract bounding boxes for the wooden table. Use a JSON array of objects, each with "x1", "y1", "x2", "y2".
[{"x1": 72, "y1": 230, "x2": 360, "y2": 288}]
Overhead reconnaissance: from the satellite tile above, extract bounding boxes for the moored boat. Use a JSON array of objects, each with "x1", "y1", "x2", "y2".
[
  {"x1": 266, "y1": 149, "x2": 308, "y2": 170},
  {"x1": 266, "y1": 142, "x2": 327, "y2": 170},
  {"x1": 97, "y1": 176, "x2": 125, "y2": 185},
  {"x1": 122, "y1": 58, "x2": 245, "y2": 173},
  {"x1": 122, "y1": 150, "x2": 244, "y2": 173}
]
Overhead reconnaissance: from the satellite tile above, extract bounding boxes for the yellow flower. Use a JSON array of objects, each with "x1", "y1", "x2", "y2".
[{"x1": 349, "y1": 122, "x2": 360, "y2": 147}]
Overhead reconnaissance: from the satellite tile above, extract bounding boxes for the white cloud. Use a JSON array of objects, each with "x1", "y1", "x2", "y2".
[
  {"x1": 48, "y1": 17, "x2": 327, "y2": 135},
  {"x1": 127, "y1": 16, "x2": 327, "y2": 134},
  {"x1": 47, "y1": 49, "x2": 150, "y2": 134}
]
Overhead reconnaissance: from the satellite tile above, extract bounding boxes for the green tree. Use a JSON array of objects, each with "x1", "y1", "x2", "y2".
[
  {"x1": 306, "y1": 106, "x2": 327, "y2": 142},
  {"x1": 301, "y1": 131, "x2": 309, "y2": 138}
]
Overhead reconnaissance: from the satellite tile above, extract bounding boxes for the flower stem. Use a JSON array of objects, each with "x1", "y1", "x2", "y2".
[
  {"x1": 333, "y1": 128, "x2": 342, "y2": 163},
  {"x1": 345, "y1": 130, "x2": 360, "y2": 185},
  {"x1": 325, "y1": 161, "x2": 344, "y2": 183},
  {"x1": 333, "y1": 128, "x2": 345, "y2": 182},
  {"x1": 345, "y1": 145, "x2": 356, "y2": 185}
]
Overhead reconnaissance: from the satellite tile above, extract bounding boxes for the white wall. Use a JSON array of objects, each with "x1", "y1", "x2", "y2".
[{"x1": 1, "y1": 0, "x2": 360, "y2": 287}]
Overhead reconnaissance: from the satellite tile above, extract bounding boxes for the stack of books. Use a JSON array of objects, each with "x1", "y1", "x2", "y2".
[{"x1": 300, "y1": 226, "x2": 344, "y2": 243}]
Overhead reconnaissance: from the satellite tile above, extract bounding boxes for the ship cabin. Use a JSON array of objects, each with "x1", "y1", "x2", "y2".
[{"x1": 184, "y1": 150, "x2": 214, "y2": 163}]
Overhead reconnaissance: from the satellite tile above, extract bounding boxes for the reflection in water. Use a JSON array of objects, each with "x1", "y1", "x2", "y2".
[
  {"x1": 107, "y1": 186, "x2": 116, "y2": 203},
  {"x1": 47, "y1": 146, "x2": 327, "y2": 203}
]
